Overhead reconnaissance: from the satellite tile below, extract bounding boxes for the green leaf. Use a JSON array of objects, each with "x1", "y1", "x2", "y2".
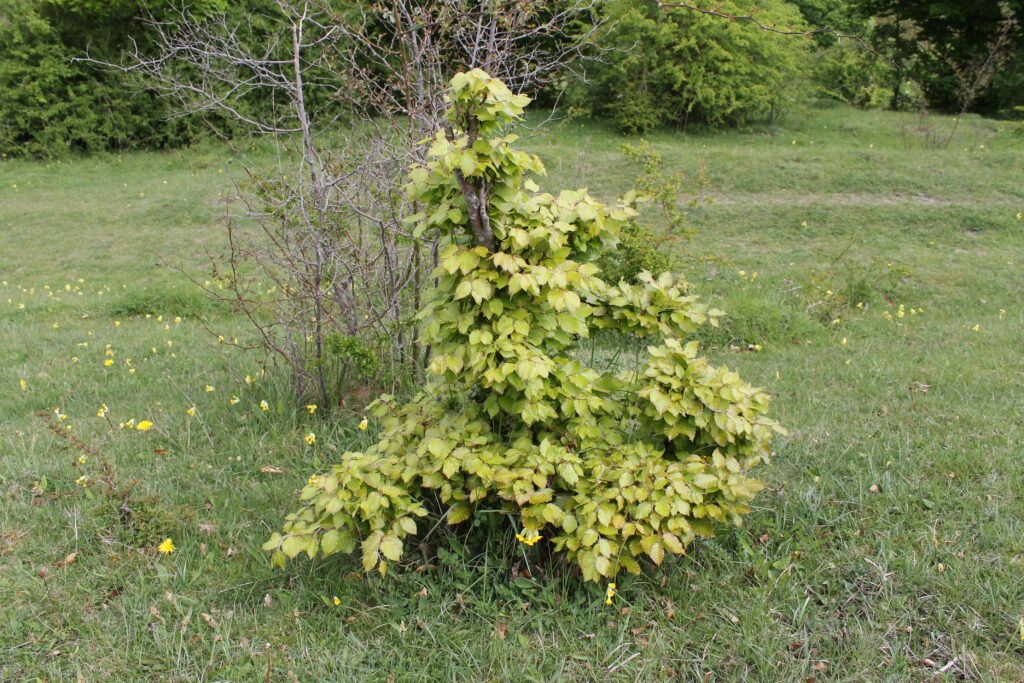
[
  {"x1": 379, "y1": 535, "x2": 403, "y2": 562},
  {"x1": 281, "y1": 535, "x2": 307, "y2": 559},
  {"x1": 447, "y1": 503, "x2": 472, "y2": 525}
]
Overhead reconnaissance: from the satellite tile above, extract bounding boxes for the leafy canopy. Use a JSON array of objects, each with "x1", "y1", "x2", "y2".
[{"x1": 264, "y1": 69, "x2": 785, "y2": 582}]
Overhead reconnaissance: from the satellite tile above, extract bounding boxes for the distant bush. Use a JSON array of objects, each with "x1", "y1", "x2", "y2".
[
  {"x1": 809, "y1": 41, "x2": 896, "y2": 108},
  {"x1": 571, "y1": 0, "x2": 811, "y2": 133},
  {"x1": 0, "y1": 0, "x2": 267, "y2": 157}
]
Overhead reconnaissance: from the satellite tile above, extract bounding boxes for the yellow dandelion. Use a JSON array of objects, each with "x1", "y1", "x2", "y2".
[
  {"x1": 515, "y1": 532, "x2": 541, "y2": 546},
  {"x1": 260, "y1": 400, "x2": 270, "y2": 411},
  {"x1": 103, "y1": 359, "x2": 114, "y2": 366},
  {"x1": 304, "y1": 432, "x2": 316, "y2": 445},
  {"x1": 158, "y1": 538, "x2": 175, "y2": 554},
  {"x1": 605, "y1": 582, "x2": 617, "y2": 605},
  {"x1": 113, "y1": 320, "x2": 121, "y2": 327},
  {"x1": 19, "y1": 379, "x2": 27, "y2": 391},
  {"x1": 136, "y1": 420, "x2": 153, "y2": 431},
  {"x1": 358, "y1": 417, "x2": 368, "y2": 430},
  {"x1": 306, "y1": 404, "x2": 317, "y2": 414}
]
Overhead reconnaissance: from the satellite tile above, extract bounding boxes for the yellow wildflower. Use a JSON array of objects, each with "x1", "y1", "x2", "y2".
[
  {"x1": 260, "y1": 400, "x2": 270, "y2": 411},
  {"x1": 358, "y1": 417, "x2": 368, "y2": 430},
  {"x1": 19, "y1": 379, "x2": 27, "y2": 391},
  {"x1": 515, "y1": 532, "x2": 541, "y2": 546},
  {"x1": 158, "y1": 538, "x2": 175, "y2": 554},
  {"x1": 304, "y1": 432, "x2": 316, "y2": 445},
  {"x1": 971, "y1": 324, "x2": 980, "y2": 332},
  {"x1": 76, "y1": 475, "x2": 89, "y2": 487},
  {"x1": 136, "y1": 421, "x2": 153, "y2": 431},
  {"x1": 103, "y1": 359, "x2": 114, "y2": 366},
  {"x1": 186, "y1": 405, "x2": 196, "y2": 416},
  {"x1": 840, "y1": 338, "x2": 847, "y2": 345},
  {"x1": 333, "y1": 596, "x2": 341, "y2": 606},
  {"x1": 306, "y1": 404, "x2": 317, "y2": 414},
  {"x1": 96, "y1": 404, "x2": 108, "y2": 418},
  {"x1": 204, "y1": 385, "x2": 214, "y2": 392},
  {"x1": 605, "y1": 583, "x2": 617, "y2": 605},
  {"x1": 229, "y1": 395, "x2": 240, "y2": 405}
]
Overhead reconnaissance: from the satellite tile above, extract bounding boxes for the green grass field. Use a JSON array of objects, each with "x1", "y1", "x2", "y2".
[{"x1": 2, "y1": 104, "x2": 1022, "y2": 681}]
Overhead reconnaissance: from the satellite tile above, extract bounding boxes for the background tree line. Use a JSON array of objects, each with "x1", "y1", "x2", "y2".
[{"x1": 1, "y1": 0, "x2": 1021, "y2": 157}]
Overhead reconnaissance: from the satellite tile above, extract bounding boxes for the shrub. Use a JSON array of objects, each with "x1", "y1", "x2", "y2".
[
  {"x1": 809, "y1": 41, "x2": 896, "y2": 108},
  {"x1": 596, "y1": 140, "x2": 709, "y2": 284},
  {"x1": 571, "y1": 0, "x2": 811, "y2": 133},
  {"x1": 264, "y1": 70, "x2": 785, "y2": 583}
]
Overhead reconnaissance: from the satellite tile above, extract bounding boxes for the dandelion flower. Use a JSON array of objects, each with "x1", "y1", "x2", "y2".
[
  {"x1": 136, "y1": 420, "x2": 153, "y2": 431},
  {"x1": 260, "y1": 400, "x2": 270, "y2": 411},
  {"x1": 515, "y1": 532, "x2": 541, "y2": 546},
  {"x1": 103, "y1": 359, "x2": 114, "y2": 367},
  {"x1": 358, "y1": 417, "x2": 368, "y2": 430},
  {"x1": 605, "y1": 583, "x2": 617, "y2": 605},
  {"x1": 304, "y1": 432, "x2": 316, "y2": 445},
  {"x1": 158, "y1": 538, "x2": 175, "y2": 554},
  {"x1": 306, "y1": 404, "x2": 317, "y2": 414},
  {"x1": 19, "y1": 379, "x2": 27, "y2": 391}
]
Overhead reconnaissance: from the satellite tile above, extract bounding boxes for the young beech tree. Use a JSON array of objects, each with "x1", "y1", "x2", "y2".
[{"x1": 264, "y1": 70, "x2": 785, "y2": 582}]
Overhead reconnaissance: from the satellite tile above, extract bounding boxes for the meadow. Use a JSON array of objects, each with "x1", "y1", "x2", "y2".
[{"x1": 1, "y1": 104, "x2": 1022, "y2": 681}]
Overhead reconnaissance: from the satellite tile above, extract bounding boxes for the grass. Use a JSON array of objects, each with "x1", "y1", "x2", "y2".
[{"x1": 1, "y1": 104, "x2": 1023, "y2": 681}]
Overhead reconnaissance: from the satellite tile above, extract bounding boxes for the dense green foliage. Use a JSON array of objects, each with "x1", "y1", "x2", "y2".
[
  {"x1": 264, "y1": 71, "x2": 783, "y2": 581},
  {"x1": 0, "y1": 0, "x2": 260, "y2": 157},
  {"x1": 2, "y1": 0, "x2": 1022, "y2": 154},
  {"x1": 857, "y1": 0, "x2": 1024, "y2": 114},
  {"x1": 571, "y1": 0, "x2": 811, "y2": 133}
]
